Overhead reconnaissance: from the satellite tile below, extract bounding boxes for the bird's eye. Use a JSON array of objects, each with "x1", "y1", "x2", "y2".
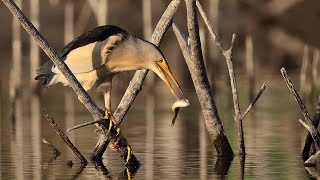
[{"x1": 157, "y1": 58, "x2": 163, "y2": 63}]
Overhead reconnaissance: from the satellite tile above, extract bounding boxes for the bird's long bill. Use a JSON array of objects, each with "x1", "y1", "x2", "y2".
[{"x1": 156, "y1": 61, "x2": 183, "y2": 98}]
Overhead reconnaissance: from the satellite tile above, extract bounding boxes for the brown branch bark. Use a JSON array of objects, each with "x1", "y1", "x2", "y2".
[
  {"x1": 42, "y1": 109, "x2": 88, "y2": 166},
  {"x1": 175, "y1": 0, "x2": 234, "y2": 157},
  {"x1": 196, "y1": 0, "x2": 266, "y2": 155},
  {"x1": 1, "y1": 0, "x2": 138, "y2": 166},
  {"x1": 281, "y1": 68, "x2": 320, "y2": 149},
  {"x1": 302, "y1": 95, "x2": 320, "y2": 161},
  {"x1": 92, "y1": 0, "x2": 182, "y2": 159}
]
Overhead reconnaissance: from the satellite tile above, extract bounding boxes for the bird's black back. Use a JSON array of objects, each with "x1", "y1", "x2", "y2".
[{"x1": 35, "y1": 25, "x2": 128, "y2": 85}]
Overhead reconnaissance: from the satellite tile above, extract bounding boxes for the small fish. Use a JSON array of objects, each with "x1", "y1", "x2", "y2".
[{"x1": 171, "y1": 98, "x2": 190, "y2": 126}]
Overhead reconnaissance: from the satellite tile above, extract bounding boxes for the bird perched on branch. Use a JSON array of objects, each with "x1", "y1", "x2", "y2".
[{"x1": 35, "y1": 25, "x2": 182, "y2": 116}]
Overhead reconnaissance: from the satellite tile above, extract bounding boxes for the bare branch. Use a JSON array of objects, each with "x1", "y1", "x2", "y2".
[
  {"x1": 241, "y1": 82, "x2": 267, "y2": 120},
  {"x1": 281, "y1": 67, "x2": 320, "y2": 148},
  {"x1": 42, "y1": 109, "x2": 87, "y2": 166},
  {"x1": 181, "y1": 0, "x2": 233, "y2": 156},
  {"x1": 67, "y1": 119, "x2": 105, "y2": 132},
  {"x1": 195, "y1": 0, "x2": 224, "y2": 52}
]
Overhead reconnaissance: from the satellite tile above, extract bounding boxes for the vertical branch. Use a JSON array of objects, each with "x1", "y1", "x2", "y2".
[
  {"x1": 143, "y1": 0, "x2": 155, "y2": 92},
  {"x1": 300, "y1": 45, "x2": 309, "y2": 99},
  {"x1": 245, "y1": 34, "x2": 255, "y2": 101},
  {"x1": 184, "y1": 0, "x2": 233, "y2": 156},
  {"x1": 29, "y1": 0, "x2": 40, "y2": 92},
  {"x1": 10, "y1": 0, "x2": 22, "y2": 104},
  {"x1": 312, "y1": 49, "x2": 319, "y2": 90},
  {"x1": 196, "y1": 0, "x2": 266, "y2": 155},
  {"x1": 87, "y1": 0, "x2": 107, "y2": 25}
]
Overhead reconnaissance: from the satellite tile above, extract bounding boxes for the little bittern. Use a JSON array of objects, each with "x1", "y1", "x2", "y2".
[{"x1": 35, "y1": 25, "x2": 182, "y2": 114}]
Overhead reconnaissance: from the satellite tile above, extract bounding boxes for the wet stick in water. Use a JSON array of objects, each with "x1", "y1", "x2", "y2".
[
  {"x1": 42, "y1": 109, "x2": 88, "y2": 166},
  {"x1": 42, "y1": 138, "x2": 61, "y2": 158}
]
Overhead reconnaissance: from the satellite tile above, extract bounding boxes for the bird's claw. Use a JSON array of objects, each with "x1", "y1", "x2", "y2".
[{"x1": 126, "y1": 145, "x2": 132, "y2": 163}]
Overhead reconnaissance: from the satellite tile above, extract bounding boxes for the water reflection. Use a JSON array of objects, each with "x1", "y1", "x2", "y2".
[{"x1": 0, "y1": 76, "x2": 315, "y2": 179}]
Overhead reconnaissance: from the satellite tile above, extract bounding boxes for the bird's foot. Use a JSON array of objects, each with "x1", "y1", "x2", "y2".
[
  {"x1": 104, "y1": 108, "x2": 112, "y2": 119},
  {"x1": 126, "y1": 144, "x2": 132, "y2": 163}
]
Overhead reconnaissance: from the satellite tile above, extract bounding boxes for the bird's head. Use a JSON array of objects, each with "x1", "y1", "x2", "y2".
[
  {"x1": 139, "y1": 40, "x2": 183, "y2": 98},
  {"x1": 107, "y1": 36, "x2": 183, "y2": 98}
]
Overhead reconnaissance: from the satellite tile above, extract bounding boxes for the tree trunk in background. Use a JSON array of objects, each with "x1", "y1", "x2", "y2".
[{"x1": 29, "y1": 0, "x2": 40, "y2": 92}]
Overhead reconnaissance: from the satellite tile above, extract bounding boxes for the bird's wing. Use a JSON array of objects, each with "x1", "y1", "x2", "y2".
[
  {"x1": 38, "y1": 25, "x2": 128, "y2": 75},
  {"x1": 61, "y1": 33, "x2": 125, "y2": 73}
]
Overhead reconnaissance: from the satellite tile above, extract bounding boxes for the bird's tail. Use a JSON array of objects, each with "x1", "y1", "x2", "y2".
[
  {"x1": 35, "y1": 73, "x2": 56, "y2": 86},
  {"x1": 34, "y1": 61, "x2": 56, "y2": 86}
]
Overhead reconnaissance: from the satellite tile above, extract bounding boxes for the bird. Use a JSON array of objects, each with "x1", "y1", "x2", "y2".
[{"x1": 35, "y1": 25, "x2": 183, "y2": 118}]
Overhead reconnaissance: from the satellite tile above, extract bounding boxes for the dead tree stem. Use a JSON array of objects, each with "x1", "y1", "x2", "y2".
[
  {"x1": 196, "y1": 0, "x2": 267, "y2": 155},
  {"x1": 181, "y1": 0, "x2": 234, "y2": 156},
  {"x1": 42, "y1": 109, "x2": 87, "y2": 166},
  {"x1": 281, "y1": 68, "x2": 320, "y2": 149},
  {"x1": 2, "y1": 0, "x2": 138, "y2": 165}
]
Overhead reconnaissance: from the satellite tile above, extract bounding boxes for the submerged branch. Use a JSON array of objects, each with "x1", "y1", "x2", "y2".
[
  {"x1": 42, "y1": 109, "x2": 88, "y2": 166},
  {"x1": 42, "y1": 138, "x2": 61, "y2": 158}
]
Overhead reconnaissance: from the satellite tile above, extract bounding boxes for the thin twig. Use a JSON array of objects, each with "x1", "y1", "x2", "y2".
[
  {"x1": 42, "y1": 138, "x2": 61, "y2": 158},
  {"x1": 281, "y1": 67, "x2": 320, "y2": 148},
  {"x1": 67, "y1": 119, "x2": 105, "y2": 132},
  {"x1": 195, "y1": 0, "x2": 224, "y2": 52},
  {"x1": 42, "y1": 109, "x2": 88, "y2": 166},
  {"x1": 241, "y1": 82, "x2": 267, "y2": 120},
  {"x1": 196, "y1": 0, "x2": 266, "y2": 155}
]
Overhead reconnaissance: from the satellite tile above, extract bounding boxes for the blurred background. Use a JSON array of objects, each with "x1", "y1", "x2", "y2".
[{"x1": 1, "y1": 0, "x2": 320, "y2": 179}]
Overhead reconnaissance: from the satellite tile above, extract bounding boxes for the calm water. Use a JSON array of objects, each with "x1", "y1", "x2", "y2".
[{"x1": 0, "y1": 74, "x2": 317, "y2": 179}]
